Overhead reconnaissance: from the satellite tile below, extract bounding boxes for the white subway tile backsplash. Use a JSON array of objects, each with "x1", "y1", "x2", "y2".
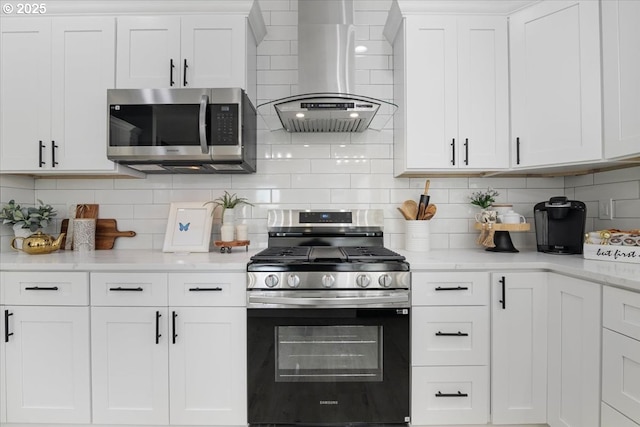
[
  {"x1": 258, "y1": 159, "x2": 311, "y2": 174},
  {"x1": 258, "y1": 69, "x2": 297, "y2": 85},
  {"x1": 257, "y1": 40, "x2": 292, "y2": 56},
  {"x1": 354, "y1": 10, "x2": 391, "y2": 25},
  {"x1": 615, "y1": 199, "x2": 640, "y2": 218},
  {"x1": 151, "y1": 189, "x2": 211, "y2": 204},
  {"x1": 593, "y1": 166, "x2": 640, "y2": 185},
  {"x1": 114, "y1": 175, "x2": 171, "y2": 189},
  {"x1": 232, "y1": 174, "x2": 291, "y2": 189},
  {"x1": 292, "y1": 174, "x2": 351, "y2": 189},
  {"x1": 332, "y1": 144, "x2": 390, "y2": 159},
  {"x1": 574, "y1": 181, "x2": 640, "y2": 202},
  {"x1": 271, "y1": 144, "x2": 330, "y2": 159},
  {"x1": 269, "y1": 11, "x2": 297, "y2": 26},
  {"x1": 96, "y1": 189, "x2": 153, "y2": 205},
  {"x1": 270, "y1": 55, "x2": 298, "y2": 69},
  {"x1": 311, "y1": 159, "x2": 371, "y2": 174},
  {"x1": 263, "y1": 26, "x2": 297, "y2": 41},
  {"x1": 272, "y1": 189, "x2": 331, "y2": 204},
  {"x1": 330, "y1": 189, "x2": 390, "y2": 204}
]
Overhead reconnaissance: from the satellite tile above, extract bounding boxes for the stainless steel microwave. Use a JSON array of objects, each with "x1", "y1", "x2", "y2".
[{"x1": 107, "y1": 88, "x2": 256, "y2": 173}]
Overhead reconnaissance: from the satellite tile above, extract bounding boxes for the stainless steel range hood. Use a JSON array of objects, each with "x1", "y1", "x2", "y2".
[{"x1": 257, "y1": 0, "x2": 396, "y2": 133}]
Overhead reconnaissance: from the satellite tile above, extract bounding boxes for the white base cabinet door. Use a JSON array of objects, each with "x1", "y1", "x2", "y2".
[
  {"x1": 602, "y1": 0, "x2": 640, "y2": 160},
  {"x1": 0, "y1": 306, "x2": 6, "y2": 424},
  {"x1": 91, "y1": 307, "x2": 170, "y2": 425},
  {"x1": 602, "y1": 402, "x2": 640, "y2": 427},
  {"x1": 491, "y1": 272, "x2": 547, "y2": 425},
  {"x1": 169, "y1": 307, "x2": 247, "y2": 426},
  {"x1": 547, "y1": 274, "x2": 601, "y2": 427},
  {"x1": 3, "y1": 306, "x2": 91, "y2": 424},
  {"x1": 510, "y1": 0, "x2": 601, "y2": 168}
]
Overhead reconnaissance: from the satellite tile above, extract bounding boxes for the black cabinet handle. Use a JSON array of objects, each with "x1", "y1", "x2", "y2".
[
  {"x1": 4, "y1": 310, "x2": 13, "y2": 343},
  {"x1": 451, "y1": 138, "x2": 456, "y2": 165},
  {"x1": 516, "y1": 137, "x2": 521, "y2": 165},
  {"x1": 25, "y1": 286, "x2": 59, "y2": 291},
  {"x1": 183, "y1": 59, "x2": 188, "y2": 86},
  {"x1": 435, "y1": 286, "x2": 469, "y2": 291},
  {"x1": 172, "y1": 311, "x2": 178, "y2": 344},
  {"x1": 188, "y1": 287, "x2": 223, "y2": 292},
  {"x1": 499, "y1": 276, "x2": 506, "y2": 309},
  {"x1": 155, "y1": 311, "x2": 162, "y2": 344},
  {"x1": 436, "y1": 391, "x2": 468, "y2": 398},
  {"x1": 109, "y1": 286, "x2": 143, "y2": 292},
  {"x1": 464, "y1": 138, "x2": 469, "y2": 165},
  {"x1": 170, "y1": 59, "x2": 175, "y2": 86},
  {"x1": 51, "y1": 141, "x2": 58, "y2": 167},
  {"x1": 435, "y1": 331, "x2": 469, "y2": 337},
  {"x1": 39, "y1": 140, "x2": 45, "y2": 167}
]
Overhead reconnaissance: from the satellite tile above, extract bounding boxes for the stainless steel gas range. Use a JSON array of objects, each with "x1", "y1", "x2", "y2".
[{"x1": 246, "y1": 209, "x2": 410, "y2": 426}]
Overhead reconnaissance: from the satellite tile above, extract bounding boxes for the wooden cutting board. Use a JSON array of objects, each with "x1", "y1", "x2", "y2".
[{"x1": 61, "y1": 218, "x2": 136, "y2": 250}]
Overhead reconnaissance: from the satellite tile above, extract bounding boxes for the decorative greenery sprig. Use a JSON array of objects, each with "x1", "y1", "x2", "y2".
[
  {"x1": 205, "y1": 191, "x2": 253, "y2": 213},
  {"x1": 0, "y1": 199, "x2": 57, "y2": 231},
  {"x1": 469, "y1": 188, "x2": 500, "y2": 209}
]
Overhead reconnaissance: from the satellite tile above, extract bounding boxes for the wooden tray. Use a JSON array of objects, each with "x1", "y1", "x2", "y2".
[
  {"x1": 213, "y1": 240, "x2": 250, "y2": 253},
  {"x1": 61, "y1": 218, "x2": 136, "y2": 250},
  {"x1": 474, "y1": 222, "x2": 530, "y2": 232}
]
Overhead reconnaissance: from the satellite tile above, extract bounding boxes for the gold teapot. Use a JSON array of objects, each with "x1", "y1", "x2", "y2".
[{"x1": 11, "y1": 231, "x2": 65, "y2": 255}]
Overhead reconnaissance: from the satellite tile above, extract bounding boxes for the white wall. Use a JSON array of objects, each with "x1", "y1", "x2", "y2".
[{"x1": 0, "y1": 1, "x2": 638, "y2": 253}]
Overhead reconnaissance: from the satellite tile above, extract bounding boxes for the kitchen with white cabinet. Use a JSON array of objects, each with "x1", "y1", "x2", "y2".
[{"x1": 1, "y1": 1, "x2": 640, "y2": 427}]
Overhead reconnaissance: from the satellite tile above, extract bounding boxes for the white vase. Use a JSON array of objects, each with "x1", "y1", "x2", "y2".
[
  {"x1": 222, "y1": 208, "x2": 236, "y2": 226},
  {"x1": 12, "y1": 224, "x2": 32, "y2": 250}
]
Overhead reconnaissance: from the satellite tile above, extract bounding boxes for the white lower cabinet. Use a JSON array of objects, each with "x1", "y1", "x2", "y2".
[
  {"x1": 91, "y1": 307, "x2": 170, "y2": 425},
  {"x1": 0, "y1": 302, "x2": 6, "y2": 424},
  {"x1": 4, "y1": 306, "x2": 91, "y2": 424},
  {"x1": 169, "y1": 307, "x2": 246, "y2": 425},
  {"x1": 89, "y1": 271, "x2": 247, "y2": 426},
  {"x1": 491, "y1": 272, "x2": 547, "y2": 425},
  {"x1": 547, "y1": 274, "x2": 601, "y2": 427},
  {"x1": 411, "y1": 272, "x2": 489, "y2": 425}
]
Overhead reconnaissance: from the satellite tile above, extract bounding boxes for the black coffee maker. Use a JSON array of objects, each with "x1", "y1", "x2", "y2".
[{"x1": 534, "y1": 196, "x2": 586, "y2": 254}]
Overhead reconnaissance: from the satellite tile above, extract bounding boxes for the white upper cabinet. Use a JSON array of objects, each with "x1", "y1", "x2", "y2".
[
  {"x1": 0, "y1": 17, "x2": 133, "y2": 174},
  {"x1": 602, "y1": 0, "x2": 640, "y2": 160},
  {"x1": 116, "y1": 12, "x2": 263, "y2": 104},
  {"x1": 385, "y1": 9, "x2": 509, "y2": 175},
  {"x1": 510, "y1": 0, "x2": 602, "y2": 168}
]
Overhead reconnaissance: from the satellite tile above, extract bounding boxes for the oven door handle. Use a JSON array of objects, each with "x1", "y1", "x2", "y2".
[{"x1": 247, "y1": 294, "x2": 409, "y2": 307}]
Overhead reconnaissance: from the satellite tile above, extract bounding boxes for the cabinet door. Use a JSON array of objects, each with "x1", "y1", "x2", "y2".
[
  {"x1": 491, "y1": 272, "x2": 547, "y2": 424},
  {"x1": 404, "y1": 15, "x2": 458, "y2": 170},
  {"x1": 510, "y1": 0, "x2": 601, "y2": 167},
  {"x1": 50, "y1": 17, "x2": 117, "y2": 171},
  {"x1": 547, "y1": 274, "x2": 601, "y2": 427},
  {"x1": 0, "y1": 18, "x2": 52, "y2": 171},
  {"x1": 0, "y1": 307, "x2": 6, "y2": 423},
  {"x1": 91, "y1": 307, "x2": 169, "y2": 425},
  {"x1": 4, "y1": 306, "x2": 91, "y2": 424},
  {"x1": 602, "y1": 0, "x2": 640, "y2": 159},
  {"x1": 116, "y1": 16, "x2": 181, "y2": 88},
  {"x1": 457, "y1": 16, "x2": 509, "y2": 169},
  {"x1": 181, "y1": 15, "x2": 246, "y2": 88},
  {"x1": 169, "y1": 307, "x2": 247, "y2": 425}
]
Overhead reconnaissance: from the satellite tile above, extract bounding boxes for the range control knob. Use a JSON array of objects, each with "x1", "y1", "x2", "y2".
[
  {"x1": 287, "y1": 274, "x2": 300, "y2": 288},
  {"x1": 378, "y1": 274, "x2": 393, "y2": 288},
  {"x1": 265, "y1": 274, "x2": 279, "y2": 288},
  {"x1": 356, "y1": 274, "x2": 371, "y2": 288},
  {"x1": 321, "y1": 274, "x2": 335, "y2": 288}
]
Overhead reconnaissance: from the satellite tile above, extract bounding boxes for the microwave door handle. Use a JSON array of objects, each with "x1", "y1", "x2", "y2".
[{"x1": 199, "y1": 94, "x2": 209, "y2": 154}]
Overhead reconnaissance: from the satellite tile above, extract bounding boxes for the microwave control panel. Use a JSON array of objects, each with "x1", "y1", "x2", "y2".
[{"x1": 211, "y1": 104, "x2": 239, "y2": 146}]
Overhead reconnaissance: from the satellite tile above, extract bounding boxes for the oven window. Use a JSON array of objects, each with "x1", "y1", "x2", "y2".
[{"x1": 275, "y1": 325, "x2": 383, "y2": 382}]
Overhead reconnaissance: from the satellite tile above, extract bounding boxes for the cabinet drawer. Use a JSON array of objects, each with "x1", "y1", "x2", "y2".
[
  {"x1": 168, "y1": 273, "x2": 245, "y2": 306},
  {"x1": 412, "y1": 272, "x2": 489, "y2": 306},
  {"x1": 411, "y1": 366, "x2": 489, "y2": 425},
  {"x1": 604, "y1": 286, "x2": 640, "y2": 341},
  {"x1": 1, "y1": 272, "x2": 88, "y2": 306},
  {"x1": 91, "y1": 273, "x2": 168, "y2": 306},
  {"x1": 412, "y1": 306, "x2": 489, "y2": 366},
  {"x1": 602, "y1": 329, "x2": 640, "y2": 423},
  {"x1": 602, "y1": 402, "x2": 640, "y2": 427}
]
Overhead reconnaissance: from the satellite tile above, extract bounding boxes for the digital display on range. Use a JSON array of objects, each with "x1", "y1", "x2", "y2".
[{"x1": 299, "y1": 211, "x2": 353, "y2": 224}]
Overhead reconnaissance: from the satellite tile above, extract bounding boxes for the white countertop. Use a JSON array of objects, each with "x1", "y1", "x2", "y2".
[{"x1": 1, "y1": 248, "x2": 639, "y2": 292}]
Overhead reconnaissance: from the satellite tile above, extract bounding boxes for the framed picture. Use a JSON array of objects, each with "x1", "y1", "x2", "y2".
[{"x1": 162, "y1": 202, "x2": 214, "y2": 253}]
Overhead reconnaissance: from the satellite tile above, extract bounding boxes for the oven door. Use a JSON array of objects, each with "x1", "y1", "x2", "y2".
[{"x1": 247, "y1": 307, "x2": 410, "y2": 425}]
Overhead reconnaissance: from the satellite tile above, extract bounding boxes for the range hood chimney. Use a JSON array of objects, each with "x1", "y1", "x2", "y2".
[{"x1": 257, "y1": 0, "x2": 396, "y2": 133}]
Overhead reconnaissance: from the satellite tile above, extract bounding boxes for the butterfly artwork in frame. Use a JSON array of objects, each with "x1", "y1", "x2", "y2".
[{"x1": 163, "y1": 202, "x2": 214, "y2": 253}]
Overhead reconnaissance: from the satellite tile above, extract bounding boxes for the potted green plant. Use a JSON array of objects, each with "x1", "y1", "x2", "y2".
[
  {"x1": 469, "y1": 188, "x2": 500, "y2": 223},
  {"x1": 205, "y1": 191, "x2": 253, "y2": 224},
  {"x1": 0, "y1": 199, "x2": 57, "y2": 233}
]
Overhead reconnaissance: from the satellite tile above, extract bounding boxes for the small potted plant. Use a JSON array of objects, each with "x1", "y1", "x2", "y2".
[
  {"x1": 469, "y1": 188, "x2": 500, "y2": 223},
  {"x1": 205, "y1": 191, "x2": 253, "y2": 225},
  {"x1": 0, "y1": 199, "x2": 57, "y2": 242}
]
